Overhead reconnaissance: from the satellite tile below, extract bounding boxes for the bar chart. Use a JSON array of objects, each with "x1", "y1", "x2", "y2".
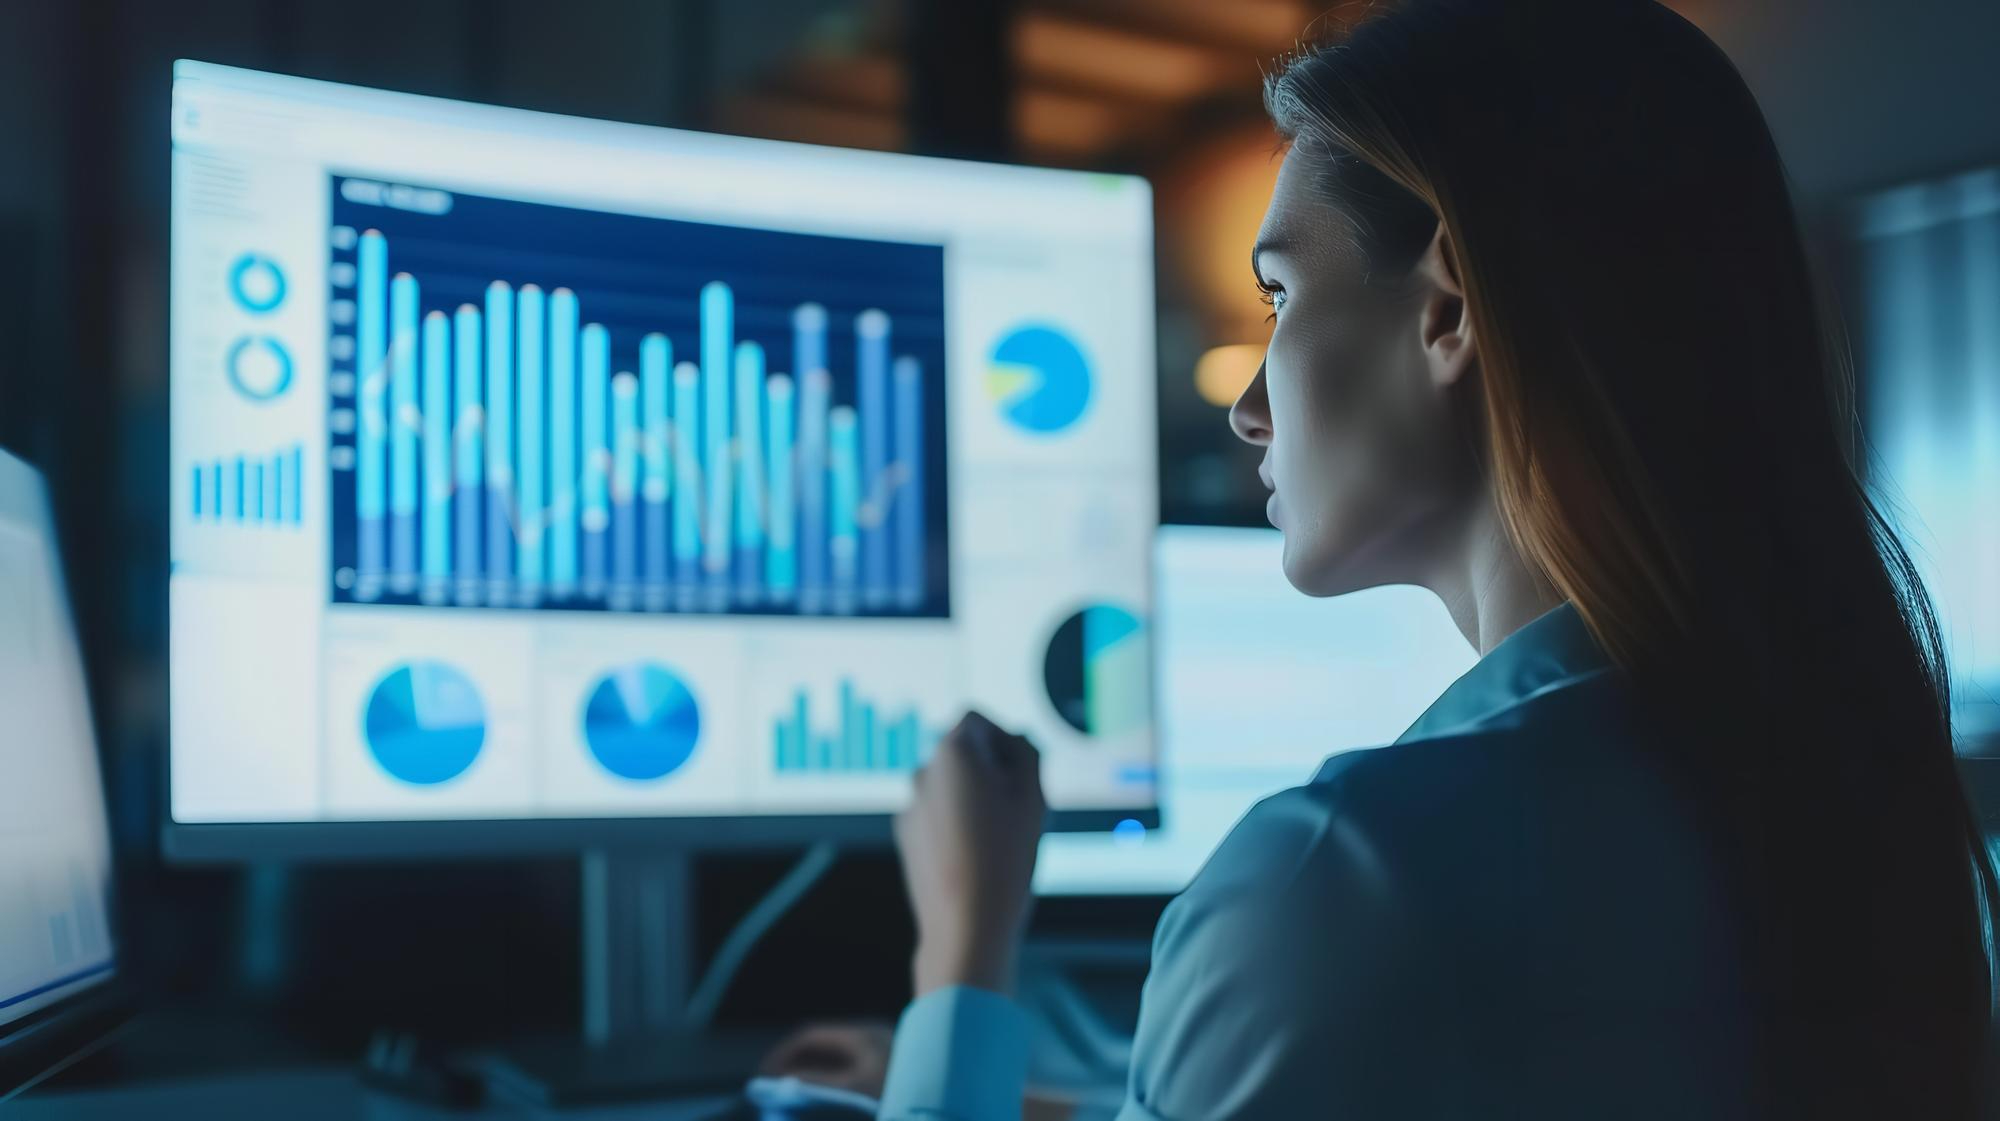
[
  {"x1": 326, "y1": 178, "x2": 950, "y2": 617},
  {"x1": 772, "y1": 679, "x2": 934, "y2": 775},
  {"x1": 191, "y1": 444, "x2": 305, "y2": 527}
]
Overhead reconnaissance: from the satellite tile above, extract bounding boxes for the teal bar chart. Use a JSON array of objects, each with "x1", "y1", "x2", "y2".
[
  {"x1": 326, "y1": 178, "x2": 949, "y2": 618},
  {"x1": 772, "y1": 680, "x2": 931, "y2": 775}
]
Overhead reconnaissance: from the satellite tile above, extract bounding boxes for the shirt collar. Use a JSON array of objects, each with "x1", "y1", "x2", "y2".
[{"x1": 1394, "y1": 600, "x2": 1611, "y2": 744}]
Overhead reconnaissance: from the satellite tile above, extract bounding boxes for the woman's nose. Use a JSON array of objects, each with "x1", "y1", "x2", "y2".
[{"x1": 1229, "y1": 361, "x2": 1273, "y2": 446}]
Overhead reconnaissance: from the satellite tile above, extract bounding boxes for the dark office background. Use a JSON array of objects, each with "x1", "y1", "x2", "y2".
[{"x1": 1, "y1": 0, "x2": 1997, "y2": 1063}]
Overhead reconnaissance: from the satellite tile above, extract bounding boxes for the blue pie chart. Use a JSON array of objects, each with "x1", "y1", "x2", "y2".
[
  {"x1": 987, "y1": 324, "x2": 1092, "y2": 434},
  {"x1": 364, "y1": 661, "x2": 486, "y2": 785},
  {"x1": 582, "y1": 663, "x2": 702, "y2": 781}
]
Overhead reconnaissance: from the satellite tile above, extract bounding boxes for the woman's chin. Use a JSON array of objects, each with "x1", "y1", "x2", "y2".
[{"x1": 1279, "y1": 535, "x2": 1382, "y2": 599}]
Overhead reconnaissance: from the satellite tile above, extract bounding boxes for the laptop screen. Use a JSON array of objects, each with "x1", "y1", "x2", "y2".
[{"x1": 0, "y1": 451, "x2": 116, "y2": 1030}]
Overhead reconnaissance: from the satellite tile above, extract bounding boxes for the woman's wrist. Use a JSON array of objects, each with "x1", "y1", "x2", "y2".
[{"x1": 912, "y1": 930, "x2": 1018, "y2": 998}]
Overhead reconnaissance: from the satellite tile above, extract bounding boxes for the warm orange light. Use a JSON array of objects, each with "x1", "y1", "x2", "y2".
[{"x1": 1194, "y1": 343, "x2": 1264, "y2": 408}]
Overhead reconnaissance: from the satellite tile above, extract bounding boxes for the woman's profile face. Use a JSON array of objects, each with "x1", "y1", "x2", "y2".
[{"x1": 1230, "y1": 148, "x2": 1478, "y2": 597}]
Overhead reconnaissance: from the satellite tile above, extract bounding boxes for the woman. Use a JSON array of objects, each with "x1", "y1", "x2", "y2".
[{"x1": 829, "y1": 1, "x2": 1995, "y2": 1116}]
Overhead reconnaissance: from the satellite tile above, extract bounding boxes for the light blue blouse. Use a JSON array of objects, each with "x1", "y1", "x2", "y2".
[{"x1": 879, "y1": 601, "x2": 1752, "y2": 1120}]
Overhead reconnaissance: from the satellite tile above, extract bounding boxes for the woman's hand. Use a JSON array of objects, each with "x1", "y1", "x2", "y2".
[{"x1": 896, "y1": 710, "x2": 1047, "y2": 998}]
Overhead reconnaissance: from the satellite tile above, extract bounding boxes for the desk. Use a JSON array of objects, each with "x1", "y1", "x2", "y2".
[{"x1": 13, "y1": 1066, "x2": 737, "y2": 1119}]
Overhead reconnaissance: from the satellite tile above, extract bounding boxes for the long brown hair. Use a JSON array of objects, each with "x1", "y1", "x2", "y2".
[{"x1": 1267, "y1": 0, "x2": 1994, "y2": 1114}]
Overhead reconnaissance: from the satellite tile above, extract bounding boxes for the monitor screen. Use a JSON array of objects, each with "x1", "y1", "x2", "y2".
[
  {"x1": 1034, "y1": 526, "x2": 1476, "y2": 896},
  {"x1": 168, "y1": 63, "x2": 1158, "y2": 837},
  {"x1": 0, "y1": 451, "x2": 117, "y2": 1028}
]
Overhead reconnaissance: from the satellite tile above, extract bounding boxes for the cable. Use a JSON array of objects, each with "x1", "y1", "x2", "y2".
[{"x1": 682, "y1": 841, "x2": 840, "y2": 1029}]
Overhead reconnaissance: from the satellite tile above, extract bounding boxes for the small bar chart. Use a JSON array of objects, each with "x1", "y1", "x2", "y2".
[
  {"x1": 191, "y1": 443, "x2": 305, "y2": 527},
  {"x1": 772, "y1": 679, "x2": 935, "y2": 775},
  {"x1": 326, "y1": 178, "x2": 949, "y2": 618}
]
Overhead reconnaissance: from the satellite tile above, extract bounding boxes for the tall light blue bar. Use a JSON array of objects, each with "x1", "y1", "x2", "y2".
[
  {"x1": 892, "y1": 356, "x2": 924, "y2": 608},
  {"x1": 765, "y1": 375, "x2": 796, "y2": 599},
  {"x1": 549, "y1": 288, "x2": 579, "y2": 595},
  {"x1": 641, "y1": 335, "x2": 672, "y2": 603},
  {"x1": 672, "y1": 361, "x2": 702, "y2": 599},
  {"x1": 191, "y1": 464, "x2": 203, "y2": 519},
  {"x1": 388, "y1": 272, "x2": 420, "y2": 590},
  {"x1": 732, "y1": 340, "x2": 767, "y2": 603},
  {"x1": 839, "y1": 679, "x2": 858, "y2": 771},
  {"x1": 612, "y1": 372, "x2": 639, "y2": 597},
  {"x1": 860, "y1": 702, "x2": 877, "y2": 770},
  {"x1": 581, "y1": 322, "x2": 610, "y2": 597},
  {"x1": 855, "y1": 309, "x2": 890, "y2": 607},
  {"x1": 828, "y1": 406, "x2": 859, "y2": 613},
  {"x1": 484, "y1": 281, "x2": 515, "y2": 596},
  {"x1": 252, "y1": 461, "x2": 266, "y2": 522},
  {"x1": 797, "y1": 370, "x2": 831, "y2": 612},
  {"x1": 356, "y1": 230, "x2": 388, "y2": 591},
  {"x1": 792, "y1": 303, "x2": 827, "y2": 383},
  {"x1": 453, "y1": 303, "x2": 484, "y2": 600},
  {"x1": 421, "y1": 311, "x2": 451, "y2": 598},
  {"x1": 700, "y1": 282, "x2": 734, "y2": 599},
  {"x1": 233, "y1": 457, "x2": 245, "y2": 520},
  {"x1": 516, "y1": 284, "x2": 546, "y2": 600}
]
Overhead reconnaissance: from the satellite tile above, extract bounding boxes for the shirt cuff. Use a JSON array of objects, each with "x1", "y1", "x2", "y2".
[{"x1": 879, "y1": 985, "x2": 1031, "y2": 1121}]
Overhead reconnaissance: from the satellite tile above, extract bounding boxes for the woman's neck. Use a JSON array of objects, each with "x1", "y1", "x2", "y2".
[{"x1": 1425, "y1": 490, "x2": 1564, "y2": 656}]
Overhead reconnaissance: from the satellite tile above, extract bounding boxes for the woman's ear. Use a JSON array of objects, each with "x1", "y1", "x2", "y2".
[{"x1": 1417, "y1": 224, "x2": 1477, "y2": 389}]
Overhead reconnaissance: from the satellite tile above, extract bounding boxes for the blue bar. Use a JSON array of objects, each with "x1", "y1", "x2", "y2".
[
  {"x1": 672, "y1": 361, "x2": 702, "y2": 602},
  {"x1": 792, "y1": 302, "x2": 827, "y2": 382},
  {"x1": 839, "y1": 679, "x2": 858, "y2": 770},
  {"x1": 265, "y1": 452, "x2": 281, "y2": 525},
  {"x1": 774, "y1": 719, "x2": 790, "y2": 773},
  {"x1": 270, "y1": 450, "x2": 285, "y2": 525},
  {"x1": 581, "y1": 322, "x2": 610, "y2": 598},
  {"x1": 792, "y1": 690, "x2": 809, "y2": 773},
  {"x1": 356, "y1": 230, "x2": 388, "y2": 591},
  {"x1": 549, "y1": 288, "x2": 579, "y2": 595},
  {"x1": 893, "y1": 356, "x2": 924, "y2": 609},
  {"x1": 517, "y1": 284, "x2": 546, "y2": 601},
  {"x1": 191, "y1": 464, "x2": 203, "y2": 519},
  {"x1": 234, "y1": 456, "x2": 245, "y2": 521},
  {"x1": 856, "y1": 309, "x2": 890, "y2": 608},
  {"x1": 701, "y1": 281, "x2": 733, "y2": 602},
  {"x1": 252, "y1": 461, "x2": 266, "y2": 522},
  {"x1": 860, "y1": 701, "x2": 876, "y2": 770},
  {"x1": 389, "y1": 272, "x2": 420, "y2": 587},
  {"x1": 421, "y1": 311, "x2": 451, "y2": 599},
  {"x1": 900, "y1": 712, "x2": 920, "y2": 770},
  {"x1": 454, "y1": 303, "x2": 484, "y2": 601},
  {"x1": 765, "y1": 375, "x2": 796, "y2": 600},
  {"x1": 641, "y1": 334, "x2": 672, "y2": 606},
  {"x1": 209, "y1": 462, "x2": 222, "y2": 524},
  {"x1": 828, "y1": 406, "x2": 860, "y2": 613},
  {"x1": 290, "y1": 445, "x2": 303, "y2": 526},
  {"x1": 797, "y1": 370, "x2": 831, "y2": 613},
  {"x1": 485, "y1": 281, "x2": 515, "y2": 599},
  {"x1": 612, "y1": 372, "x2": 639, "y2": 600},
  {"x1": 732, "y1": 340, "x2": 766, "y2": 603}
]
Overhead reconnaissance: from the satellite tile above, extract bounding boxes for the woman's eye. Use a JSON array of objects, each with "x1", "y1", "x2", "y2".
[{"x1": 1255, "y1": 281, "x2": 1286, "y2": 321}]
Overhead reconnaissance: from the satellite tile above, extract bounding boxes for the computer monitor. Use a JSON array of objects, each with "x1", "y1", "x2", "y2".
[
  {"x1": 1034, "y1": 525, "x2": 1477, "y2": 896},
  {"x1": 0, "y1": 449, "x2": 120, "y2": 1096},
  {"x1": 167, "y1": 63, "x2": 1160, "y2": 858}
]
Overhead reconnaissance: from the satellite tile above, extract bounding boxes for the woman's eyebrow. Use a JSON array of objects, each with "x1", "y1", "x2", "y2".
[{"x1": 1251, "y1": 234, "x2": 1294, "y2": 284}]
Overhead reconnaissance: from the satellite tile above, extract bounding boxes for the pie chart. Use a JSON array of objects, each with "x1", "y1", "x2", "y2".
[
  {"x1": 1042, "y1": 603, "x2": 1149, "y2": 737},
  {"x1": 364, "y1": 661, "x2": 487, "y2": 785},
  {"x1": 582, "y1": 662, "x2": 702, "y2": 781},
  {"x1": 987, "y1": 324, "x2": 1092, "y2": 434}
]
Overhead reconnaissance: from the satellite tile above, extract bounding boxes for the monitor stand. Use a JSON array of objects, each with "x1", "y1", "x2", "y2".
[{"x1": 467, "y1": 849, "x2": 774, "y2": 1106}]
